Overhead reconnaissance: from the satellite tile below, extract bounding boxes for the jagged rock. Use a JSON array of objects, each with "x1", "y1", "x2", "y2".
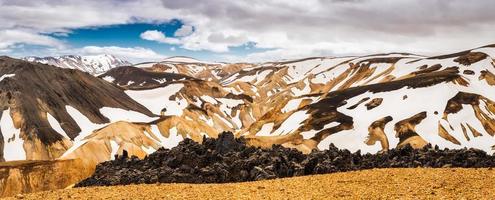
[
  {"x1": 215, "y1": 131, "x2": 242, "y2": 154},
  {"x1": 75, "y1": 132, "x2": 495, "y2": 187},
  {"x1": 365, "y1": 98, "x2": 383, "y2": 110}
]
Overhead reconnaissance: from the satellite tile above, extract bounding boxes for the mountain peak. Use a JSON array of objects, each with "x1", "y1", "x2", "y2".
[
  {"x1": 23, "y1": 54, "x2": 131, "y2": 75},
  {"x1": 0, "y1": 57, "x2": 153, "y2": 161}
]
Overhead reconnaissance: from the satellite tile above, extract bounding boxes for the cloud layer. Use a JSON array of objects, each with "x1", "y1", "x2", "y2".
[{"x1": 1, "y1": 0, "x2": 494, "y2": 61}]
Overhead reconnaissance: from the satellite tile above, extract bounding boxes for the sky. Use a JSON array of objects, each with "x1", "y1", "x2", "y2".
[{"x1": 0, "y1": 0, "x2": 494, "y2": 63}]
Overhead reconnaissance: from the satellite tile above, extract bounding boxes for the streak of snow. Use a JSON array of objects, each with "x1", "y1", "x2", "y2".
[
  {"x1": 100, "y1": 107, "x2": 157, "y2": 123},
  {"x1": 0, "y1": 74, "x2": 15, "y2": 82},
  {"x1": 256, "y1": 123, "x2": 274, "y2": 136},
  {"x1": 109, "y1": 140, "x2": 119, "y2": 160},
  {"x1": 201, "y1": 95, "x2": 218, "y2": 104},
  {"x1": 102, "y1": 76, "x2": 115, "y2": 82},
  {"x1": 47, "y1": 113, "x2": 70, "y2": 139},
  {"x1": 1, "y1": 109, "x2": 26, "y2": 161},
  {"x1": 272, "y1": 111, "x2": 309, "y2": 136}
]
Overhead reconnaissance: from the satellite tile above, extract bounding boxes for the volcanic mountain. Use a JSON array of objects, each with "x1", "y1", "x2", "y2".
[
  {"x1": 1, "y1": 45, "x2": 495, "y2": 196},
  {"x1": 133, "y1": 56, "x2": 254, "y2": 81},
  {"x1": 0, "y1": 56, "x2": 153, "y2": 162},
  {"x1": 23, "y1": 54, "x2": 131, "y2": 75},
  {"x1": 50, "y1": 45, "x2": 495, "y2": 166},
  {"x1": 2, "y1": 45, "x2": 495, "y2": 164}
]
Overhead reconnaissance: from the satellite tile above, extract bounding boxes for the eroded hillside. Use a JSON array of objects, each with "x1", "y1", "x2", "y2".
[{"x1": 1, "y1": 45, "x2": 495, "y2": 196}]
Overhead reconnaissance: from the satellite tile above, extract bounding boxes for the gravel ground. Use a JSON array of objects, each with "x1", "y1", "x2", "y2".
[{"x1": 6, "y1": 168, "x2": 495, "y2": 200}]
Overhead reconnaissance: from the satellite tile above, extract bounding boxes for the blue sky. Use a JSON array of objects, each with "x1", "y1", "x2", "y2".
[
  {"x1": 1, "y1": 0, "x2": 494, "y2": 63},
  {"x1": 9, "y1": 20, "x2": 266, "y2": 63}
]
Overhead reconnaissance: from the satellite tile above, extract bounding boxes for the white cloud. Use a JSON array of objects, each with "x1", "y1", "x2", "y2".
[
  {"x1": 0, "y1": 0, "x2": 178, "y2": 53},
  {"x1": 140, "y1": 30, "x2": 181, "y2": 44},
  {"x1": 0, "y1": 29, "x2": 64, "y2": 49},
  {"x1": 1, "y1": 0, "x2": 495, "y2": 61},
  {"x1": 139, "y1": 29, "x2": 241, "y2": 53},
  {"x1": 79, "y1": 46, "x2": 166, "y2": 63},
  {"x1": 174, "y1": 25, "x2": 193, "y2": 37},
  {"x1": 151, "y1": 0, "x2": 495, "y2": 60}
]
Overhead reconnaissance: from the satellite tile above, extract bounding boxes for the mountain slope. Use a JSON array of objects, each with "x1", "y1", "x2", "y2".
[
  {"x1": 1, "y1": 45, "x2": 495, "y2": 197},
  {"x1": 3, "y1": 45, "x2": 495, "y2": 163},
  {"x1": 24, "y1": 55, "x2": 131, "y2": 75},
  {"x1": 0, "y1": 56, "x2": 154, "y2": 161},
  {"x1": 134, "y1": 57, "x2": 253, "y2": 82},
  {"x1": 92, "y1": 45, "x2": 495, "y2": 156},
  {"x1": 233, "y1": 47, "x2": 495, "y2": 153}
]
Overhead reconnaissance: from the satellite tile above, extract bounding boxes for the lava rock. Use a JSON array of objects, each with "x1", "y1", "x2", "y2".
[{"x1": 75, "y1": 132, "x2": 495, "y2": 187}]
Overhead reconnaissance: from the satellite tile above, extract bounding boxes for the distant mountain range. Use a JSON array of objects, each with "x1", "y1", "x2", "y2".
[{"x1": 23, "y1": 54, "x2": 131, "y2": 75}]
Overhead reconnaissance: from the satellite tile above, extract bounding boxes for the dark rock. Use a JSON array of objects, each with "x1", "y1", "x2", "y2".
[
  {"x1": 215, "y1": 131, "x2": 242, "y2": 154},
  {"x1": 75, "y1": 132, "x2": 495, "y2": 187},
  {"x1": 463, "y1": 70, "x2": 475, "y2": 75}
]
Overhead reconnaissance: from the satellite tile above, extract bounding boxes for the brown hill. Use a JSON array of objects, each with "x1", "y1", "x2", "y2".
[{"x1": 0, "y1": 56, "x2": 153, "y2": 161}]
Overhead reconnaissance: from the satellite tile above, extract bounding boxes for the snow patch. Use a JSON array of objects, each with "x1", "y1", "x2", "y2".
[
  {"x1": 109, "y1": 140, "x2": 119, "y2": 160},
  {"x1": 102, "y1": 76, "x2": 115, "y2": 82},
  {"x1": 1, "y1": 109, "x2": 26, "y2": 161},
  {"x1": 100, "y1": 107, "x2": 157, "y2": 123},
  {"x1": 125, "y1": 84, "x2": 186, "y2": 116},
  {"x1": 47, "y1": 113, "x2": 70, "y2": 139},
  {"x1": 272, "y1": 111, "x2": 309, "y2": 136},
  {"x1": 256, "y1": 123, "x2": 275, "y2": 136}
]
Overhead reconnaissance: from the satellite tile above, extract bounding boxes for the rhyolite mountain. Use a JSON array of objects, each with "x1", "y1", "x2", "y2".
[
  {"x1": 1, "y1": 44, "x2": 495, "y2": 196},
  {"x1": 1, "y1": 44, "x2": 495, "y2": 166},
  {"x1": 0, "y1": 56, "x2": 154, "y2": 162},
  {"x1": 23, "y1": 54, "x2": 131, "y2": 75}
]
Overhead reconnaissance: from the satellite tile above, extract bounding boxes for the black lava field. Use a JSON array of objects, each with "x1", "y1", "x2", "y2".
[{"x1": 76, "y1": 132, "x2": 495, "y2": 187}]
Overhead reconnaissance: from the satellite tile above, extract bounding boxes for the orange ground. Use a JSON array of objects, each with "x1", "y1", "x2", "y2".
[{"x1": 5, "y1": 168, "x2": 495, "y2": 200}]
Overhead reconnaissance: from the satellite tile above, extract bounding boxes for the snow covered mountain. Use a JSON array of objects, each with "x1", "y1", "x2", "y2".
[
  {"x1": 133, "y1": 56, "x2": 252, "y2": 82},
  {"x1": 2, "y1": 44, "x2": 495, "y2": 196},
  {"x1": 96, "y1": 44, "x2": 495, "y2": 157},
  {"x1": 0, "y1": 56, "x2": 153, "y2": 162},
  {"x1": 1, "y1": 44, "x2": 495, "y2": 168},
  {"x1": 23, "y1": 54, "x2": 131, "y2": 75}
]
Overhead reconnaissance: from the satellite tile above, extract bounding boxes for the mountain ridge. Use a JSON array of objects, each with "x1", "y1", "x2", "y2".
[
  {"x1": 0, "y1": 43, "x2": 494, "y2": 164},
  {"x1": 23, "y1": 54, "x2": 131, "y2": 75},
  {"x1": 1, "y1": 44, "x2": 495, "y2": 197}
]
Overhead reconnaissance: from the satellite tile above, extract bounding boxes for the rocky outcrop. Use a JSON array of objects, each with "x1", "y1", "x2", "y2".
[
  {"x1": 443, "y1": 92, "x2": 495, "y2": 137},
  {"x1": 365, "y1": 98, "x2": 383, "y2": 110},
  {"x1": 75, "y1": 132, "x2": 495, "y2": 187},
  {"x1": 365, "y1": 116, "x2": 393, "y2": 151},
  {"x1": 479, "y1": 70, "x2": 495, "y2": 85},
  {"x1": 394, "y1": 112, "x2": 428, "y2": 149},
  {"x1": 453, "y1": 52, "x2": 488, "y2": 66}
]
